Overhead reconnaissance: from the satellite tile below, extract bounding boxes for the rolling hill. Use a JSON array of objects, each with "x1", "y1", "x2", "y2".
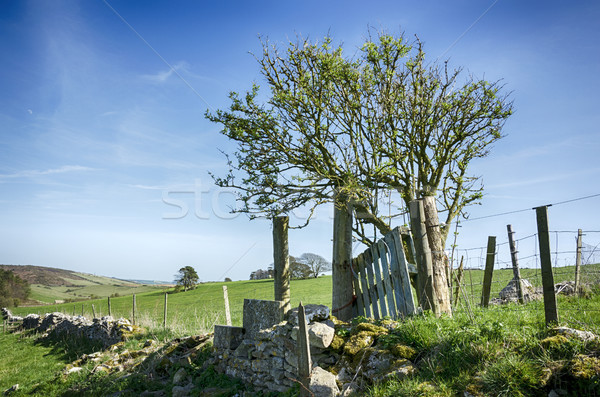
[{"x1": 0, "y1": 264, "x2": 166, "y2": 305}]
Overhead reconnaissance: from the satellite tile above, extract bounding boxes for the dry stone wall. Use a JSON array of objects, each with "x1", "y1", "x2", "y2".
[
  {"x1": 4, "y1": 309, "x2": 140, "y2": 347},
  {"x1": 211, "y1": 300, "x2": 340, "y2": 395}
]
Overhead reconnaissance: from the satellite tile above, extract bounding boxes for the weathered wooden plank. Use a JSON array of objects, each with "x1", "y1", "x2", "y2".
[
  {"x1": 352, "y1": 258, "x2": 365, "y2": 317},
  {"x1": 384, "y1": 232, "x2": 403, "y2": 316},
  {"x1": 371, "y1": 244, "x2": 388, "y2": 318},
  {"x1": 387, "y1": 228, "x2": 416, "y2": 316},
  {"x1": 378, "y1": 239, "x2": 397, "y2": 319},
  {"x1": 357, "y1": 254, "x2": 372, "y2": 318},
  {"x1": 363, "y1": 249, "x2": 380, "y2": 319}
]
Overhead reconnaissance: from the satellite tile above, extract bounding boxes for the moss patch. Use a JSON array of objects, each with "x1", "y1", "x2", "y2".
[
  {"x1": 570, "y1": 355, "x2": 600, "y2": 380},
  {"x1": 344, "y1": 332, "x2": 374, "y2": 356},
  {"x1": 391, "y1": 343, "x2": 417, "y2": 360}
]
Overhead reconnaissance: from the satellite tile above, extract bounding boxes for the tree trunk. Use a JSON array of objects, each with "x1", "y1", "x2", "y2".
[
  {"x1": 409, "y1": 199, "x2": 438, "y2": 314},
  {"x1": 332, "y1": 193, "x2": 354, "y2": 321},
  {"x1": 422, "y1": 196, "x2": 452, "y2": 316}
]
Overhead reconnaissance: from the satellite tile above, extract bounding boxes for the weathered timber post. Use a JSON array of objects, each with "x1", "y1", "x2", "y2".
[
  {"x1": 273, "y1": 216, "x2": 291, "y2": 314},
  {"x1": 453, "y1": 256, "x2": 464, "y2": 305},
  {"x1": 507, "y1": 225, "x2": 525, "y2": 304},
  {"x1": 481, "y1": 236, "x2": 497, "y2": 307},
  {"x1": 422, "y1": 196, "x2": 452, "y2": 316},
  {"x1": 81, "y1": 304, "x2": 84, "y2": 317},
  {"x1": 223, "y1": 286, "x2": 232, "y2": 326},
  {"x1": 535, "y1": 206, "x2": 559, "y2": 325},
  {"x1": 409, "y1": 199, "x2": 438, "y2": 315},
  {"x1": 132, "y1": 294, "x2": 136, "y2": 325},
  {"x1": 108, "y1": 297, "x2": 112, "y2": 317},
  {"x1": 297, "y1": 302, "x2": 312, "y2": 397},
  {"x1": 163, "y1": 293, "x2": 168, "y2": 328},
  {"x1": 575, "y1": 229, "x2": 583, "y2": 294},
  {"x1": 332, "y1": 193, "x2": 354, "y2": 321},
  {"x1": 92, "y1": 304, "x2": 96, "y2": 319}
]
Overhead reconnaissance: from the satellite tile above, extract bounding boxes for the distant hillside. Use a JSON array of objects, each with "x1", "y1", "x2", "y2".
[{"x1": 0, "y1": 264, "x2": 164, "y2": 305}]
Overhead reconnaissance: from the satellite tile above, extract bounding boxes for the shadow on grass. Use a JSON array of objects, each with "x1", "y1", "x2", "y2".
[{"x1": 33, "y1": 331, "x2": 105, "y2": 362}]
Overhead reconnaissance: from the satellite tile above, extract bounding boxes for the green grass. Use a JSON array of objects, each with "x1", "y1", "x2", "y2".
[
  {"x1": 29, "y1": 283, "x2": 163, "y2": 304},
  {"x1": 11, "y1": 276, "x2": 334, "y2": 336},
  {"x1": 0, "y1": 330, "x2": 105, "y2": 395}
]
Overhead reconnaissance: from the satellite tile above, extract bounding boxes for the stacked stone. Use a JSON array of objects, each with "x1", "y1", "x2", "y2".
[
  {"x1": 18, "y1": 312, "x2": 139, "y2": 347},
  {"x1": 1, "y1": 307, "x2": 23, "y2": 322},
  {"x1": 212, "y1": 300, "x2": 338, "y2": 394}
]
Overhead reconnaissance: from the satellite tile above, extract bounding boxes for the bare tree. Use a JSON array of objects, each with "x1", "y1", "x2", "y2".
[{"x1": 299, "y1": 253, "x2": 331, "y2": 278}]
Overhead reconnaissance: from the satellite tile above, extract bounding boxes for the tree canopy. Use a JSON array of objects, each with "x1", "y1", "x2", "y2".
[
  {"x1": 206, "y1": 31, "x2": 512, "y2": 246},
  {"x1": 0, "y1": 269, "x2": 30, "y2": 307},
  {"x1": 175, "y1": 266, "x2": 199, "y2": 291}
]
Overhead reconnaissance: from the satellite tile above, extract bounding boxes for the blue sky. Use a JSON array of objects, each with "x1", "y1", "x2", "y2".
[{"x1": 1, "y1": 0, "x2": 599, "y2": 282}]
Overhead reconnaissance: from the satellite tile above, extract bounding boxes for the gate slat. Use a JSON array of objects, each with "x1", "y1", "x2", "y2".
[
  {"x1": 384, "y1": 231, "x2": 405, "y2": 316},
  {"x1": 357, "y1": 254, "x2": 372, "y2": 318},
  {"x1": 378, "y1": 239, "x2": 397, "y2": 319},
  {"x1": 391, "y1": 227, "x2": 416, "y2": 316},
  {"x1": 363, "y1": 249, "x2": 380, "y2": 319},
  {"x1": 352, "y1": 257, "x2": 365, "y2": 317},
  {"x1": 371, "y1": 244, "x2": 388, "y2": 318}
]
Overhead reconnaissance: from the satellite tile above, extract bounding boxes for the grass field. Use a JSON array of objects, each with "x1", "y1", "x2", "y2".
[{"x1": 10, "y1": 263, "x2": 600, "y2": 336}]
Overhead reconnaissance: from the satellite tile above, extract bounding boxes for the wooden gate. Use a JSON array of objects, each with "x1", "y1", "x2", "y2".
[{"x1": 352, "y1": 227, "x2": 417, "y2": 319}]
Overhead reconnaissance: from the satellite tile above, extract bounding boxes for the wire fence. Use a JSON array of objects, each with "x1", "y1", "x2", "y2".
[{"x1": 448, "y1": 230, "x2": 600, "y2": 332}]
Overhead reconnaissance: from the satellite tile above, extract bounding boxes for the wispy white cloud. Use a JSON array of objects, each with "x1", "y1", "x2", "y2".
[
  {"x1": 141, "y1": 61, "x2": 190, "y2": 83},
  {"x1": 0, "y1": 165, "x2": 96, "y2": 180}
]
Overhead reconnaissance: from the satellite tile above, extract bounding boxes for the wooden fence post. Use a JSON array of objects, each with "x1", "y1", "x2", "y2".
[
  {"x1": 81, "y1": 304, "x2": 84, "y2": 317},
  {"x1": 108, "y1": 297, "x2": 112, "y2": 317},
  {"x1": 332, "y1": 193, "x2": 354, "y2": 321},
  {"x1": 163, "y1": 293, "x2": 168, "y2": 328},
  {"x1": 409, "y1": 199, "x2": 438, "y2": 315},
  {"x1": 507, "y1": 225, "x2": 525, "y2": 304},
  {"x1": 132, "y1": 294, "x2": 136, "y2": 325},
  {"x1": 481, "y1": 236, "x2": 497, "y2": 307},
  {"x1": 297, "y1": 302, "x2": 312, "y2": 397},
  {"x1": 92, "y1": 304, "x2": 96, "y2": 319},
  {"x1": 575, "y1": 229, "x2": 583, "y2": 294},
  {"x1": 535, "y1": 206, "x2": 559, "y2": 325},
  {"x1": 273, "y1": 216, "x2": 291, "y2": 314},
  {"x1": 453, "y1": 256, "x2": 464, "y2": 305},
  {"x1": 223, "y1": 286, "x2": 232, "y2": 326}
]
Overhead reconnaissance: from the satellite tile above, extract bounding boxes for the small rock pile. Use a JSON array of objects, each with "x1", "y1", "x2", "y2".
[{"x1": 20, "y1": 312, "x2": 142, "y2": 347}]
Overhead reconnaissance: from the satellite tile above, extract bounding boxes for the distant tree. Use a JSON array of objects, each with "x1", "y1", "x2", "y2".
[
  {"x1": 174, "y1": 266, "x2": 199, "y2": 291},
  {"x1": 299, "y1": 253, "x2": 331, "y2": 278},
  {"x1": 0, "y1": 269, "x2": 31, "y2": 307},
  {"x1": 224, "y1": 277, "x2": 232, "y2": 282},
  {"x1": 289, "y1": 256, "x2": 312, "y2": 279}
]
